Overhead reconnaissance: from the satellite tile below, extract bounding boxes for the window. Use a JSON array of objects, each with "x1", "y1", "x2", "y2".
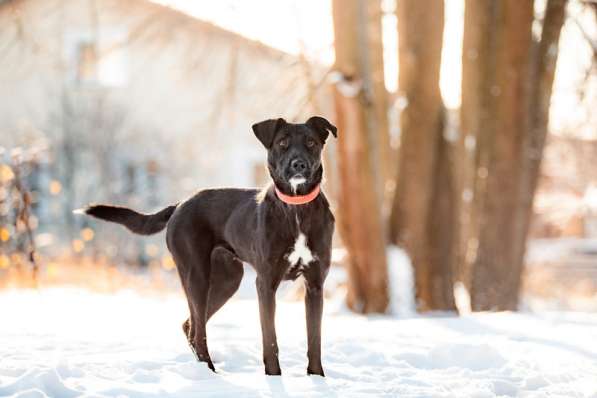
[
  {"x1": 65, "y1": 29, "x2": 128, "y2": 88},
  {"x1": 75, "y1": 41, "x2": 98, "y2": 84}
]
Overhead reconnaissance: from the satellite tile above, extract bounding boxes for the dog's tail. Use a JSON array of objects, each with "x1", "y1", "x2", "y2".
[{"x1": 75, "y1": 204, "x2": 177, "y2": 235}]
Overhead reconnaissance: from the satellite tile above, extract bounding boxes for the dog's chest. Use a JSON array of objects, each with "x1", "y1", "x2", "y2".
[
  {"x1": 283, "y1": 223, "x2": 315, "y2": 279},
  {"x1": 287, "y1": 231, "x2": 314, "y2": 268}
]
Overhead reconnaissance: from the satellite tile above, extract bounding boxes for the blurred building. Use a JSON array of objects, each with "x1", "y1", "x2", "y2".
[
  {"x1": 0, "y1": 0, "x2": 330, "y2": 192},
  {"x1": 0, "y1": 0, "x2": 330, "y2": 259}
]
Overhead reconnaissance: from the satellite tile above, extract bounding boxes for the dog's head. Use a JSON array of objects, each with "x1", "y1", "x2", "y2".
[{"x1": 252, "y1": 116, "x2": 337, "y2": 196}]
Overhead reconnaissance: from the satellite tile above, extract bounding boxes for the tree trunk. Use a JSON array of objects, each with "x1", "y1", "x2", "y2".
[
  {"x1": 511, "y1": 0, "x2": 568, "y2": 307},
  {"x1": 428, "y1": 113, "x2": 460, "y2": 311},
  {"x1": 389, "y1": 0, "x2": 456, "y2": 311},
  {"x1": 458, "y1": 0, "x2": 497, "y2": 289},
  {"x1": 332, "y1": 0, "x2": 389, "y2": 313},
  {"x1": 462, "y1": 0, "x2": 567, "y2": 311},
  {"x1": 363, "y1": 0, "x2": 393, "y2": 211},
  {"x1": 469, "y1": 1, "x2": 534, "y2": 311}
]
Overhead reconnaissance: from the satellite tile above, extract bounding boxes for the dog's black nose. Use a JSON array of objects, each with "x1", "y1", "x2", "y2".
[{"x1": 290, "y1": 159, "x2": 307, "y2": 173}]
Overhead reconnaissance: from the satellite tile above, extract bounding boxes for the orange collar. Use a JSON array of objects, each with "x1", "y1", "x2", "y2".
[{"x1": 275, "y1": 184, "x2": 320, "y2": 205}]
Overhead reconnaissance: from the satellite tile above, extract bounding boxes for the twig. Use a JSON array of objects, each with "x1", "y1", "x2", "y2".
[{"x1": 11, "y1": 156, "x2": 39, "y2": 283}]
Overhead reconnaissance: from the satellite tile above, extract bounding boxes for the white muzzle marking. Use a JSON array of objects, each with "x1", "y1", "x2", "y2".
[{"x1": 289, "y1": 176, "x2": 306, "y2": 194}]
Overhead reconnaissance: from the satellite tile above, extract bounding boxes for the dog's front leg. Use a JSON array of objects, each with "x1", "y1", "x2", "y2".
[
  {"x1": 304, "y1": 277, "x2": 325, "y2": 376},
  {"x1": 256, "y1": 276, "x2": 282, "y2": 375}
]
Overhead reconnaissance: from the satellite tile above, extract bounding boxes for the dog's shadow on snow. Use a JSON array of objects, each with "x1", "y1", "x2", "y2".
[
  {"x1": 264, "y1": 374, "x2": 337, "y2": 398},
  {"x1": 264, "y1": 377, "x2": 290, "y2": 397}
]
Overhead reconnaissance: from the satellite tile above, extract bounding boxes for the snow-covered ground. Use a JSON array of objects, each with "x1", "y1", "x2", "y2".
[{"x1": 1, "y1": 287, "x2": 597, "y2": 398}]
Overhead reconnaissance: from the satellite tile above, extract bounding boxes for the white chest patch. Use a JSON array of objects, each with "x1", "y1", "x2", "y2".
[{"x1": 287, "y1": 231, "x2": 314, "y2": 267}]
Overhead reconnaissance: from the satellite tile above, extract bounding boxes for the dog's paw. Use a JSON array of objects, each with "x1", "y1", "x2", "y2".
[
  {"x1": 307, "y1": 366, "x2": 325, "y2": 377},
  {"x1": 264, "y1": 367, "x2": 282, "y2": 376},
  {"x1": 206, "y1": 360, "x2": 216, "y2": 373}
]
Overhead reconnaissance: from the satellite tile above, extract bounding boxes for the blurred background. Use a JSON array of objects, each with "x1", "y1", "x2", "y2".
[{"x1": 0, "y1": 0, "x2": 595, "y2": 314}]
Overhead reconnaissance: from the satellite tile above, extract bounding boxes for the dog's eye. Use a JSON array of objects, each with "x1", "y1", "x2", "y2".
[
  {"x1": 306, "y1": 139, "x2": 315, "y2": 148},
  {"x1": 278, "y1": 139, "x2": 289, "y2": 149}
]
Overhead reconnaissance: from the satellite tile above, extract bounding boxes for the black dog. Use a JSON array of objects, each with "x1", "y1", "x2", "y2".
[{"x1": 79, "y1": 116, "x2": 337, "y2": 376}]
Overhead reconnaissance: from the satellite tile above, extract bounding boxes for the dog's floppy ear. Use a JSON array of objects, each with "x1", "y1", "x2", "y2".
[
  {"x1": 252, "y1": 118, "x2": 287, "y2": 149},
  {"x1": 306, "y1": 116, "x2": 337, "y2": 142}
]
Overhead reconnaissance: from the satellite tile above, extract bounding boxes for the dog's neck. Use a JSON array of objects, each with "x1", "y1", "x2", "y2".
[
  {"x1": 274, "y1": 184, "x2": 320, "y2": 205},
  {"x1": 269, "y1": 165, "x2": 323, "y2": 198}
]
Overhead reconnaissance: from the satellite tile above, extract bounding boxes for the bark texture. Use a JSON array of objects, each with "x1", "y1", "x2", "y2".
[
  {"x1": 459, "y1": 0, "x2": 497, "y2": 288},
  {"x1": 332, "y1": 0, "x2": 389, "y2": 313},
  {"x1": 389, "y1": 0, "x2": 456, "y2": 311},
  {"x1": 364, "y1": 0, "x2": 393, "y2": 210},
  {"x1": 463, "y1": 0, "x2": 566, "y2": 311},
  {"x1": 511, "y1": 0, "x2": 568, "y2": 307}
]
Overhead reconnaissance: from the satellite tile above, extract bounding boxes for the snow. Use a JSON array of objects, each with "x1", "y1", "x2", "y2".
[
  {"x1": 387, "y1": 246, "x2": 416, "y2": 316},
  {"x1": 2, "y1": 287, "x2": 597, "y2": 398}
]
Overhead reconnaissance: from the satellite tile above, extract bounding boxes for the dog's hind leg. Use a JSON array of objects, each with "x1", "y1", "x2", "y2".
[
  {"x1": 188, "y1": 261, "x2": 215, "y2": 371},
  {"x1": 173, "y1": 241, "x2": 216, "y2": 371},
  {"x1": 179, "y1": 246, "x2": 242, "y2": 365},
  {"x1": 172, "y1": 253, "x2": 197, "y2": 356},
  {"x1": 207, "y1": 246, "x2": 244, "y2": 320},
  {"x1": 181, "y1": 247, "x2": 242, "y2": 349}
]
